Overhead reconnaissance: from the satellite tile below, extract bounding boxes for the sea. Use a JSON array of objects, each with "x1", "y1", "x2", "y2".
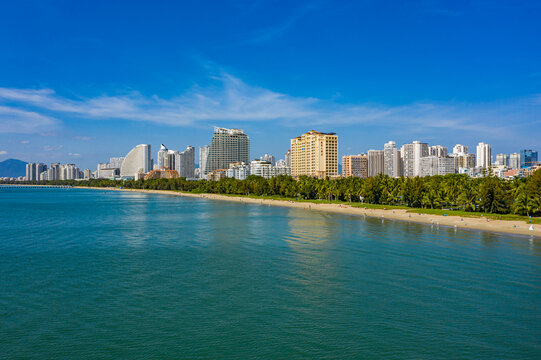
[{"x1": 1, "y1": 187, "x2": 540, "y2": 359}]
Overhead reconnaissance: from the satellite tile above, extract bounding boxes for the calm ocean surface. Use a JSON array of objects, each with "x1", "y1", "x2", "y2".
[{"x1": 1, "y1": 187, "x2": 540, "y2": 359}]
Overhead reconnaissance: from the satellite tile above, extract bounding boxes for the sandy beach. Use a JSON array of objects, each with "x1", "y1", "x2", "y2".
[{"x1": 78, "y1": 186, "x2": 540, "y2": 238}]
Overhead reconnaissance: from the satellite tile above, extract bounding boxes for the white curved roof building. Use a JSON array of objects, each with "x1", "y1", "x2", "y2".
[
  {"x1": 157, "y1": 144, "x2": 168, "y2": 169},
  {"x1": 120, "y1": 144, "x2": 152, "y2": 178}
]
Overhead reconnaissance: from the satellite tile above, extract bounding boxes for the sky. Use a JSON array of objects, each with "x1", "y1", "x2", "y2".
[{"x1": 0, "y1": 0, "x2": 540, "y2": 169}]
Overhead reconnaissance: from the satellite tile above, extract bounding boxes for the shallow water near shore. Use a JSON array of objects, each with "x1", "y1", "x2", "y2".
[{"x1": 1, "y1": 187, "x2": 540, "y2": 359}]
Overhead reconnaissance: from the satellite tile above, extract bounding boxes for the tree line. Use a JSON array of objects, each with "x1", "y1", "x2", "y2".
[{"x1": 2, "y1": 170, "x2": 541, "y2": 216}]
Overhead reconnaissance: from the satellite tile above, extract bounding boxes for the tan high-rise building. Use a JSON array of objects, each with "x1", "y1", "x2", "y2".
[
  {"x1": 342, "y1": 154, "x2": 368, "y2": 178},
  {"x1": 291, "y1": 130, "x2": 338, "y2": 178}
]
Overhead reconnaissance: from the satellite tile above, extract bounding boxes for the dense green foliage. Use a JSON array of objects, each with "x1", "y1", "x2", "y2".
[{"x1": 3, "y1": 170, "x2": 541, "y2": 217}]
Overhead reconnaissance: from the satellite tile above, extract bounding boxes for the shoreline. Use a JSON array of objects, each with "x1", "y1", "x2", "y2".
[{"x1": 78, "y1": 186, "x2": 540, "y2": 238}]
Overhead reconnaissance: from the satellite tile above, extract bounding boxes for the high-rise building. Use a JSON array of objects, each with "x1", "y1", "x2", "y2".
[
  {"x1": 177, "y1": 146, "x2": 195, "y2": 178},
  {"x1": 438, "y1": 157, "x2": 456, "y2": 175},
  {"x1": 199, "y1": 145, "x2": 210, "y2": 178},
  {"x1": 205, "y1": 127, "x2": 249, "y2": 174},
  {"x1": 342, "y1": 154, "x2": 368, "y2": 178},
  {"x1": 63, "y1": 164, "x2": 79, "y2": 180},
  {"x1": 367, "y1": 150, "x2": 384, "y2": 177},
  {"x1": 48, "y1": 163, "x2": 61, "y2": 180},
  {"x1": 451, "y1": 153, "x2": 476, "y2": 170},
  {"x1": 226, "y1": 162, "x2": 251, "y2": 180},
  {"x1": 157, "y1": 144, "x2": 168, "y2": 169},
  {"x1": 108, "y1": 157, "x2": 124, "y2": 169},
  {"x1": 520, "y1": 149, "x2": 538, "y2": 168},
  {"x1": 384, "y1": 141, "x2": 402, "y2": 177},
  {"x1": 401, "y1": 141, "x2": 429, "y2": 177},
  {"x1": 419, "y1": 156, "x2": 439, "y2": 177},
  {"x1": 120, "y1": 144, "x2": 152, "y2": 178},
  {"x1": 83, "y1": 169, "x2": 92, "y2": 180},
  {"x1": 429, "y1": 145, "x2": 448, "y2": 158},
  {"x1": 509, "y1": 153, "x2": 520, "y2": 169},
  {"x1": 495, "y1": 154, "x2": 508, "y2": 167},
  {"x1": 476, "y1": 142, "x2": 492, "y2": 168},
  {"x1": 25, "y1": 163, "x2": 47, "y2": 181},
  {"x1": 260, "y1": 154, "x2": 275, "y2": 165},
  {"x1": 290, "y1": 130, "x2": 338, "y2": 178},
  {"x1": 284, "y1": 149, "x2": 292, "y2": 168},
  {"x1": 420, "y1": 156, "x2": 456, "y2": 177},
  {"x1": 453, "y1": 144, "x2": 468, "y2": 154},
  {"x1": 251, "y1": 159, "x2": 274, "y2": 179},
  {"x1": 274, "y1": 159, "x2": 291, "y2": 176}
]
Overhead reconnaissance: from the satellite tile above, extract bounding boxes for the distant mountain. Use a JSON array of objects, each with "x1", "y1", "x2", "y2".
[{"x1": 0, "y1": 159, "x2": 27, "y2": 177}]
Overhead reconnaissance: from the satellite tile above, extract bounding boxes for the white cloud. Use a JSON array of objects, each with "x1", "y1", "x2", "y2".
[
  {"x1": 74, "y1": 136, "x2": 92, "y2": 141},
  {"x1": 21, "y1": 140, "x2": 30, "y2": 144},
  {"x1": 0, "y1": 105, "x2": 58, "y2": 134},
  {"x1": 0, "y1": 73, "x2": 539, "y2": 139},
  {"x1": 43, "y1": 145, "x2": 63, "y2": 151},
  {"x1": 0, "y1": 150, "x2": 7, "y2": 155},
  {"x1": 68, "y1": 152, "x2": 81, "y2": 157}
]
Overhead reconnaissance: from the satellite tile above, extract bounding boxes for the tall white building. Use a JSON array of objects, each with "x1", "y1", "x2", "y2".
[
  {"x1": 25, "y1": 163, "x2": 47, "y2": 181},
  {"x1": 83, "y1": 169, "x2": 93, "y2": 180},
  {"x1": 438, "y1": 157, "x2": 456, "y2": 175},
  {"x1": 199, "y1": 145, "x2": 210, "y2": 178},
  {"x1": 420, "y1": 156, "x2": 456, "y2": 177},
  {"x1": 509, "y1": 153, "x2": 520, "y2": 169},
  {"x1": 157, "y1": 144, "x2": 168, "y2": 169},
  {"x1": 47, "y1": 163, "x2": 61, "y2": 180},
  {"x1": 383, "y1": 141, "x2": 401, "y2": 178},
  {"x1": 476, "y1": 142, "x2": 492, "y2": 169},
  {"x1": 260, "y1": 154, "x2": 275, "y2": 165},
  {"x1": 367, "y1": 150, "x2": 384, "y2": 177},
  {"x1": 285, "y1": 150, "x2": 292, "y2": 168},
  {"x1": 108, "y1": 157, "x2": 124, "y2": 169},
  {"x1": 274, "y1": 159, "x2": 291, "y2": 176},
  {"x1": 226, "y1": 162, "x2": 251, "y2": 180},
  {"x1": 419, "y1": 156, "x2": 439, "y2": 177},
  {"x1": 120, "y1": 144, "x2": 152, "y2": 178},
  {"x1": 177, "y1": 146, "x2": 195, "y2": 178},
  {"x1": 401, "y1": 141, "x2": 429, "y2": 177},
  {"x1": 429, "y1": 145, "x2": 448, "y2": 158},
  {"x1": 251, "y1": 159, "x2": 274, "y2": 179},
  {"x1": 453, "y1": 144, "x2": 468, "y2": 154},
  {"x1": 495, "y1": 153, "x2": 508, "y2": 167},
  {"x1": 60, "y1": 164, "x2": 79, "y2": 180}
]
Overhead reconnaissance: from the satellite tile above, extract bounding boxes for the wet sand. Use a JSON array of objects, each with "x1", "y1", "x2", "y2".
[{"x1": 81, "y1": 187, "x2": 540, "y2": 238}]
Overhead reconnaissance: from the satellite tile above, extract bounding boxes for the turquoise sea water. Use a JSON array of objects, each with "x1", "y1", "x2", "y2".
[{"x1": 1, "y1": 187, "x2": 540, "y2": 359}]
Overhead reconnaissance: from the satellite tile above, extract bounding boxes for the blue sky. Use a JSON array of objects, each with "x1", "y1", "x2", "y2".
[{"x1": 0, "y1": 0, "x2": 540, "y2": 169}]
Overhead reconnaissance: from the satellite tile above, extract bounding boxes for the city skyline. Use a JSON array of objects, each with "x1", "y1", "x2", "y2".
[
  {"x1": 15, "y1": 131, "x2": 539, "y2": 181},
  {"x1": 1, "y1": 1, "x2": 541, "y2": 168}
]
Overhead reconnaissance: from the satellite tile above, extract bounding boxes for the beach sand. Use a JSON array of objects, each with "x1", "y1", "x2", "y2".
[{"x1": 78, "y1": 186, "x2": 541, "y2": 238}]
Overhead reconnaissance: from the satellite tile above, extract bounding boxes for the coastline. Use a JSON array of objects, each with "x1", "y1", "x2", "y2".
[{"x1": 78, "y1": 186, "x2": 540, "y2": 238}]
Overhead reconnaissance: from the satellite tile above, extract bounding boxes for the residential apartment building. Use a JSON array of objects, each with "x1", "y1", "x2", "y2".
[
  {"x1": 401, "y1": 141, "x2": 428, "y2": 177},
  {"x1": 290, "y1": 130, "x2": 338, "y2": 178},
  {"x1": 383, "y1": 141, "x2": 402, "y2": 177},
  {"x1": 509, "y1": 153, "x2": 520, "y2": 169},
  {"x1": 476, "y1": 142, "x2": 492, "y2": 169},
  {"x1": 368, "y1": 150, "x2": 384, "y2": 177},
  {"x1": 205, "y1": 127, "x2": 249, "y2": 174},
  {"x1": 342, "y1": 154, "x2": 368, "y2": 178}
]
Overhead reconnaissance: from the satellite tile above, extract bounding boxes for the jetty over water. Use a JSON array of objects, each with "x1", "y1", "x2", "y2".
[{"x1": 0, "y1": 184, "x2": 74, "y2": 189}]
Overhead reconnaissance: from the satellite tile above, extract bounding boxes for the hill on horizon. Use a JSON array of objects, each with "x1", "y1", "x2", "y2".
[{"x1": 0, "y1": 159, "x2": 27, "y2": 177}]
